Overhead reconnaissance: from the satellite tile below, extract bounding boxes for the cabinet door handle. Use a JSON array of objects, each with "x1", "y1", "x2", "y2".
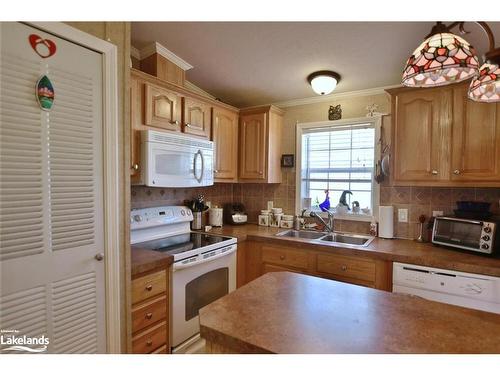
[
  {"x1": 279, "y1": 255, "x2": 285, "y2": 260},
  {"x1": 132, "y1": 164, "x2": 139, "y2": 171},
  {"x1": 453, "y1": 169, "x2": 461, "y2": 175},
  {"x1": 259, "y1": 171, "x2": 263, "y2": 175},
  {"x1": 170, "y1": 120, "x2": 179, "y2": 125},
  {"x1": 145, "y1": 312, "x2": 153, "y2": 320},
  {"x1": 214, "y1": 169, "x2": 219, "y2": 173},
  {"x1": 341, "y1": 265, "x2": 347, "y2": 271},
  {"x1": 145, "y1": 284, "x2": 153, "y2": 291},
  {"x1": 146, "y1": 340, "x2": 153, "y2": 346},
  {"x1": 185, "y1": 123, "x2": 192, "y2": 128},
  {"x1": 431, "y1": 170, "x2": 438, "y2": 175}
]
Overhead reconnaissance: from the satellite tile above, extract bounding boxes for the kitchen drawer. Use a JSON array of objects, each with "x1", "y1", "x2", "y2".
[
  {"x1": 262, "y1": 263, "x2": 305, "y2": 275},
  {"x1": 151, "y1": 345, "x2": 168, "y2": 354},
  {"x1": 316, "y1": 253, "x2": 376, "y2": 282},
  {"x1": 261, "y1": 245, "x2": 308, "y2": 270},
  {"x1": 132, "y1": 295, "x2": 167, "y2": 334},
  {"x1": 132, "y1": 321, "x2": 167, "y2": 354},
  {"x1": 132, "y1": 270, "x2": 167, "y2": 305}
]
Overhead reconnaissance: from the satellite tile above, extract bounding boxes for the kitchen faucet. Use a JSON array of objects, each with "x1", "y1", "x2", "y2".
[{"x1": 309, "y1": 210, "x2": 334, "y2": 233}]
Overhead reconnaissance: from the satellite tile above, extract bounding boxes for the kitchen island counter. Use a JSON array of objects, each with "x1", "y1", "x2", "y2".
[{"x1": 199, "y1": 272, "x2": 500, "y2": 354}]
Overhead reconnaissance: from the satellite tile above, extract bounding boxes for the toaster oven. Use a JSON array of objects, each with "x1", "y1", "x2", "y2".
[{"x1": 432, "y1": 216, "x2": 499, "y2": 255}]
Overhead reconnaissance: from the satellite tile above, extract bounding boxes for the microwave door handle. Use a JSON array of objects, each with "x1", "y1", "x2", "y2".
[{"x1": 193, "y1": 150, "x2": 203, "y2": 183}]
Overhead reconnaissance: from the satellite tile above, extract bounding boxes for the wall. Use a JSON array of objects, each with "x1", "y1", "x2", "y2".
[
  {"x1": 131, "y1": 183, "x2": 234, "y2": 210},
  {"x1": 65, "y1": 22, "x2": 131, "y2": 353},
  {"x1": 130, "y1": 90, "x2": 500, "y2": 239}
]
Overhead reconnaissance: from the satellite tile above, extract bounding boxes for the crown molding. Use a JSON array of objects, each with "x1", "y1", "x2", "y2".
[
  {"x1": 272, "y1": 84, "x2": 401, "y2": 108},
  {"x1": 130, "y1": 45, "x2": 140, "y2": 60},
  {"x1": 138, "y1": 42, "x2": 193, "y2": 71},
  {"x1": 184, "y1": 80, "x2": 216, "y2": 100}
]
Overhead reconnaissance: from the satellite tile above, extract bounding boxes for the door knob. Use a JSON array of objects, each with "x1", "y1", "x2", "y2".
[
  {"x1": 431, "y1": 170, "x2": 438, "y2": 175},
  {"x1": 95, "y1": 253, "x2": 104, "y2": 261},
  {"x1": 453, "y1": 169, "x2": 461, "y2": 175}
]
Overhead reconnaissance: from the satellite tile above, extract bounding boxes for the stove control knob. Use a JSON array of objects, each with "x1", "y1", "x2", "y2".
[
  {"x1": 481, "y1": 244, "x2": 490, "y2": 250},
  {"x1": 484, "y1": 227, "x2": 492, "y2": 233},
  {"x1": 180, "y1": 209, "x2": 186, "y2": 216},
  {"x1": 134, "y1": 215, "x2": 143, "y2": 222},
  {"x1": 482, "y1": 235, "x2": 490, "y2": 241}
]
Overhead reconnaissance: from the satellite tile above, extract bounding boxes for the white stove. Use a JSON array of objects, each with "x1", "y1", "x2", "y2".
[{"x1": 130, "y1": 206, "x2": 237, "y2": 352}]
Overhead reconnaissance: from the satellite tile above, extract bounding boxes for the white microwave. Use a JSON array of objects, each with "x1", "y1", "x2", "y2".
[{"x1": 139, "y1": 130, "x2": 214, "y2": 187}]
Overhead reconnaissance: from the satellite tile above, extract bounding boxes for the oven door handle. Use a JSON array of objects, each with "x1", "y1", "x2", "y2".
[{"x1": 173, "y1": 246, "x2": 236, "y2": 271}]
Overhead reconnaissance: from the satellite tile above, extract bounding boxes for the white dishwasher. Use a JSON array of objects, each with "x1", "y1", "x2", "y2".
[{"x1": 393, "y1": 262, "x2": 500, "y2": 314}]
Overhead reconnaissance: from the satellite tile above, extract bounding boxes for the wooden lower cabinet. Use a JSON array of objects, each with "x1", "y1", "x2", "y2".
[
  {"x1": 131, "y1": 267, "x2": 170, "y2": 354},
  {"x1": 242, "y1": 241, "x2": 392, "y2": 292}
]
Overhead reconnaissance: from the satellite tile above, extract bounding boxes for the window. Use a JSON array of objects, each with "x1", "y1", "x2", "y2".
[{"x1": 297, "y1": 119, "x2": 380, "y2": 220}]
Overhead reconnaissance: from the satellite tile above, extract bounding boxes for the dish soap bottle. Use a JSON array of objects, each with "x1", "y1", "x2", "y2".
[{"x1": 369, "y1": 219, "x2": 378, "y2": 236}]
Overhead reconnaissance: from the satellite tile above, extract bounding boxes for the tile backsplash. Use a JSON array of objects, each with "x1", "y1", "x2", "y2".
[
  {"x1": 131, "y1": 174, "x2": 499, "y2": 240},
  {"x1": 131, "y1": 183, "x2": 235, "y2": 210},
  {"x1": 379, "y1": 186, "x2": 500, "y2": 239}
]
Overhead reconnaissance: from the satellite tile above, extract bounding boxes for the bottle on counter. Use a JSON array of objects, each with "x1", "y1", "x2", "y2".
[{"x1": 369, "y1": 220, "x2": 378, "y2": 236}]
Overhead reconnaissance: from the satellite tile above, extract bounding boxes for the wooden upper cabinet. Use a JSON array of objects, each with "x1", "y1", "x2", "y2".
[
  {"x1": 130, "y1": 69, "x2": 240, "y2": 180},
  {"x1": 387, "y1": 83, "x2": 500, "y2": 187},
  {"x1": 391, "y1": 87, "x2": 452, "y2": 183},
  {"x1": 451, "y1": 84, "x2": 500, "y2": 182},
  {"x1": 239, "y1": 105, "x2": 283, "y2": 183},
  {"x1": 212, "y1": 106, "x2": 238, "y2": 182},
  {"x1": 144, "y1": 83, "x2": 182, "y2": 132},
  {"x1": 182, "y1": 97, "x2": 211, "y2": 138},
  {"x1": 239, "y1": 112, "x2": 267, "y2": 180}
]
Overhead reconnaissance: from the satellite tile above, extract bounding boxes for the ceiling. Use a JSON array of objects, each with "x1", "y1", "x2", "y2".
[{"x1": 132, "y1": 22, "x2": 500, "y2": 108}]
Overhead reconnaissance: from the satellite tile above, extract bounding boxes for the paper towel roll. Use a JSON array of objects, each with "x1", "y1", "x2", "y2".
[{"x1": 378, "y1": 206, "x2": 394, "y2": 239}]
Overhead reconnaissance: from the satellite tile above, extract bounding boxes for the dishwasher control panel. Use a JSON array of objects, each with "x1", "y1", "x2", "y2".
[{"x1": 392, "y1": 262, "x2": 500, "y2": 314}]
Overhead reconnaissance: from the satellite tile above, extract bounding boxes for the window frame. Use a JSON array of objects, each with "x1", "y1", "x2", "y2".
[{"x1": 295, "y1": 116, "x2": 382, "y2": 222}]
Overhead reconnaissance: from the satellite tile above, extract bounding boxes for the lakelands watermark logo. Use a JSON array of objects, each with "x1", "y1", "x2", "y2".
[{"x1": 1, "y1": 329, "x2": 49, "y2": 353}]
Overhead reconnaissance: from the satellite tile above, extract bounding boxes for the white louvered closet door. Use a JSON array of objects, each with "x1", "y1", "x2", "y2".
[{"x1": 0, "y1": 23, "x2": 105, "y2": 353}]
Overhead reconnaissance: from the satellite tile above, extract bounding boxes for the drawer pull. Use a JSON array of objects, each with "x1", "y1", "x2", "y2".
[
  {"x1": 279, "y1": 255, "x2": 285, "y2": 260},
  {"x1": 145, "y1": 312, "x2": 153, "y2": 320},
  {"x1": 431, "y1": 170, "x2": 438, "y2": 175},
  {"x1": 145, "y1": 284, "x2": 153, "y2": 291},
  {"x1": 341, "y1": 265, "x2": 347, "y2": 271},
  {"x1": 146, "y1": 339, "x2": 153, "y2": 347}
]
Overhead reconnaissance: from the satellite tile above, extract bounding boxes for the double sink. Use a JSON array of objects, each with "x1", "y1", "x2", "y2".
[{"x1": 275, "y1": 229, "x2": 374, "y2": 247}]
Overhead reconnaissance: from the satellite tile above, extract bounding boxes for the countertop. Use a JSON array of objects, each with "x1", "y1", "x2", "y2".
[
  {"x1": 207, "y1": 224, "x2": 500, "y2": 277},
  {"x1": 199, "y1": 272, "x2": 500, "y2": 353},
  {"x1": 130, "y1": 223, "x2": 500, "y2": 278},
  {"x1": 131, "y1": 246, "x2": 174, "y2": 277}
]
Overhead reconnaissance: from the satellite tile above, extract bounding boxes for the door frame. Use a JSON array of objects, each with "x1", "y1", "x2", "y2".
[{"x1": 26, "y1": 21, "x2": 121, "y2": 353}]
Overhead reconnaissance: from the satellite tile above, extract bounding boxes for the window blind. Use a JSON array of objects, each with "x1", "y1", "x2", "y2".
[{"x1": 301, "y1": 123, "x2": 375, "y2": 210}]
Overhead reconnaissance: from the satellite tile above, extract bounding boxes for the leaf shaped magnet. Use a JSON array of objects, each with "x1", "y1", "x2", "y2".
[{"x1": 36, "y1": 75, "x2": 55, "y2": 111}]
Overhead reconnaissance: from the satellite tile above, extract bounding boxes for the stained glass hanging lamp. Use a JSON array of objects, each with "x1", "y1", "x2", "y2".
[
  {"x1": 402, "y1": 22, "x2": 479, "y2": 87},
  {"x1": 468, "y1": 24, "x2": 500, "y2": 102},
  {"x1": 402, "y1": 21, "x2": 500, "y2": 103}
]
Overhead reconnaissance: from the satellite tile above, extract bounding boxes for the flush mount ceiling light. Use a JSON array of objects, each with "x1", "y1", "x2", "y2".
[
  {"x1": 307, "y1": 71, "x2": 341, "y2": 96},
  {"x1": 402, "y1": 21, "x2": 500, "y2": 103}
]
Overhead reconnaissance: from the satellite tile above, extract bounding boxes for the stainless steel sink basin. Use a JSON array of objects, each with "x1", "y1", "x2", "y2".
[
  {"x1": 275, "y1": 230, "x2": 326, "y2": 240},
  {"x1": 275, "y1": 229, "x2": 374, "y2": 247},
  {"x1": 319, "y1": 233, "x2": 374, "y2": 246}
]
